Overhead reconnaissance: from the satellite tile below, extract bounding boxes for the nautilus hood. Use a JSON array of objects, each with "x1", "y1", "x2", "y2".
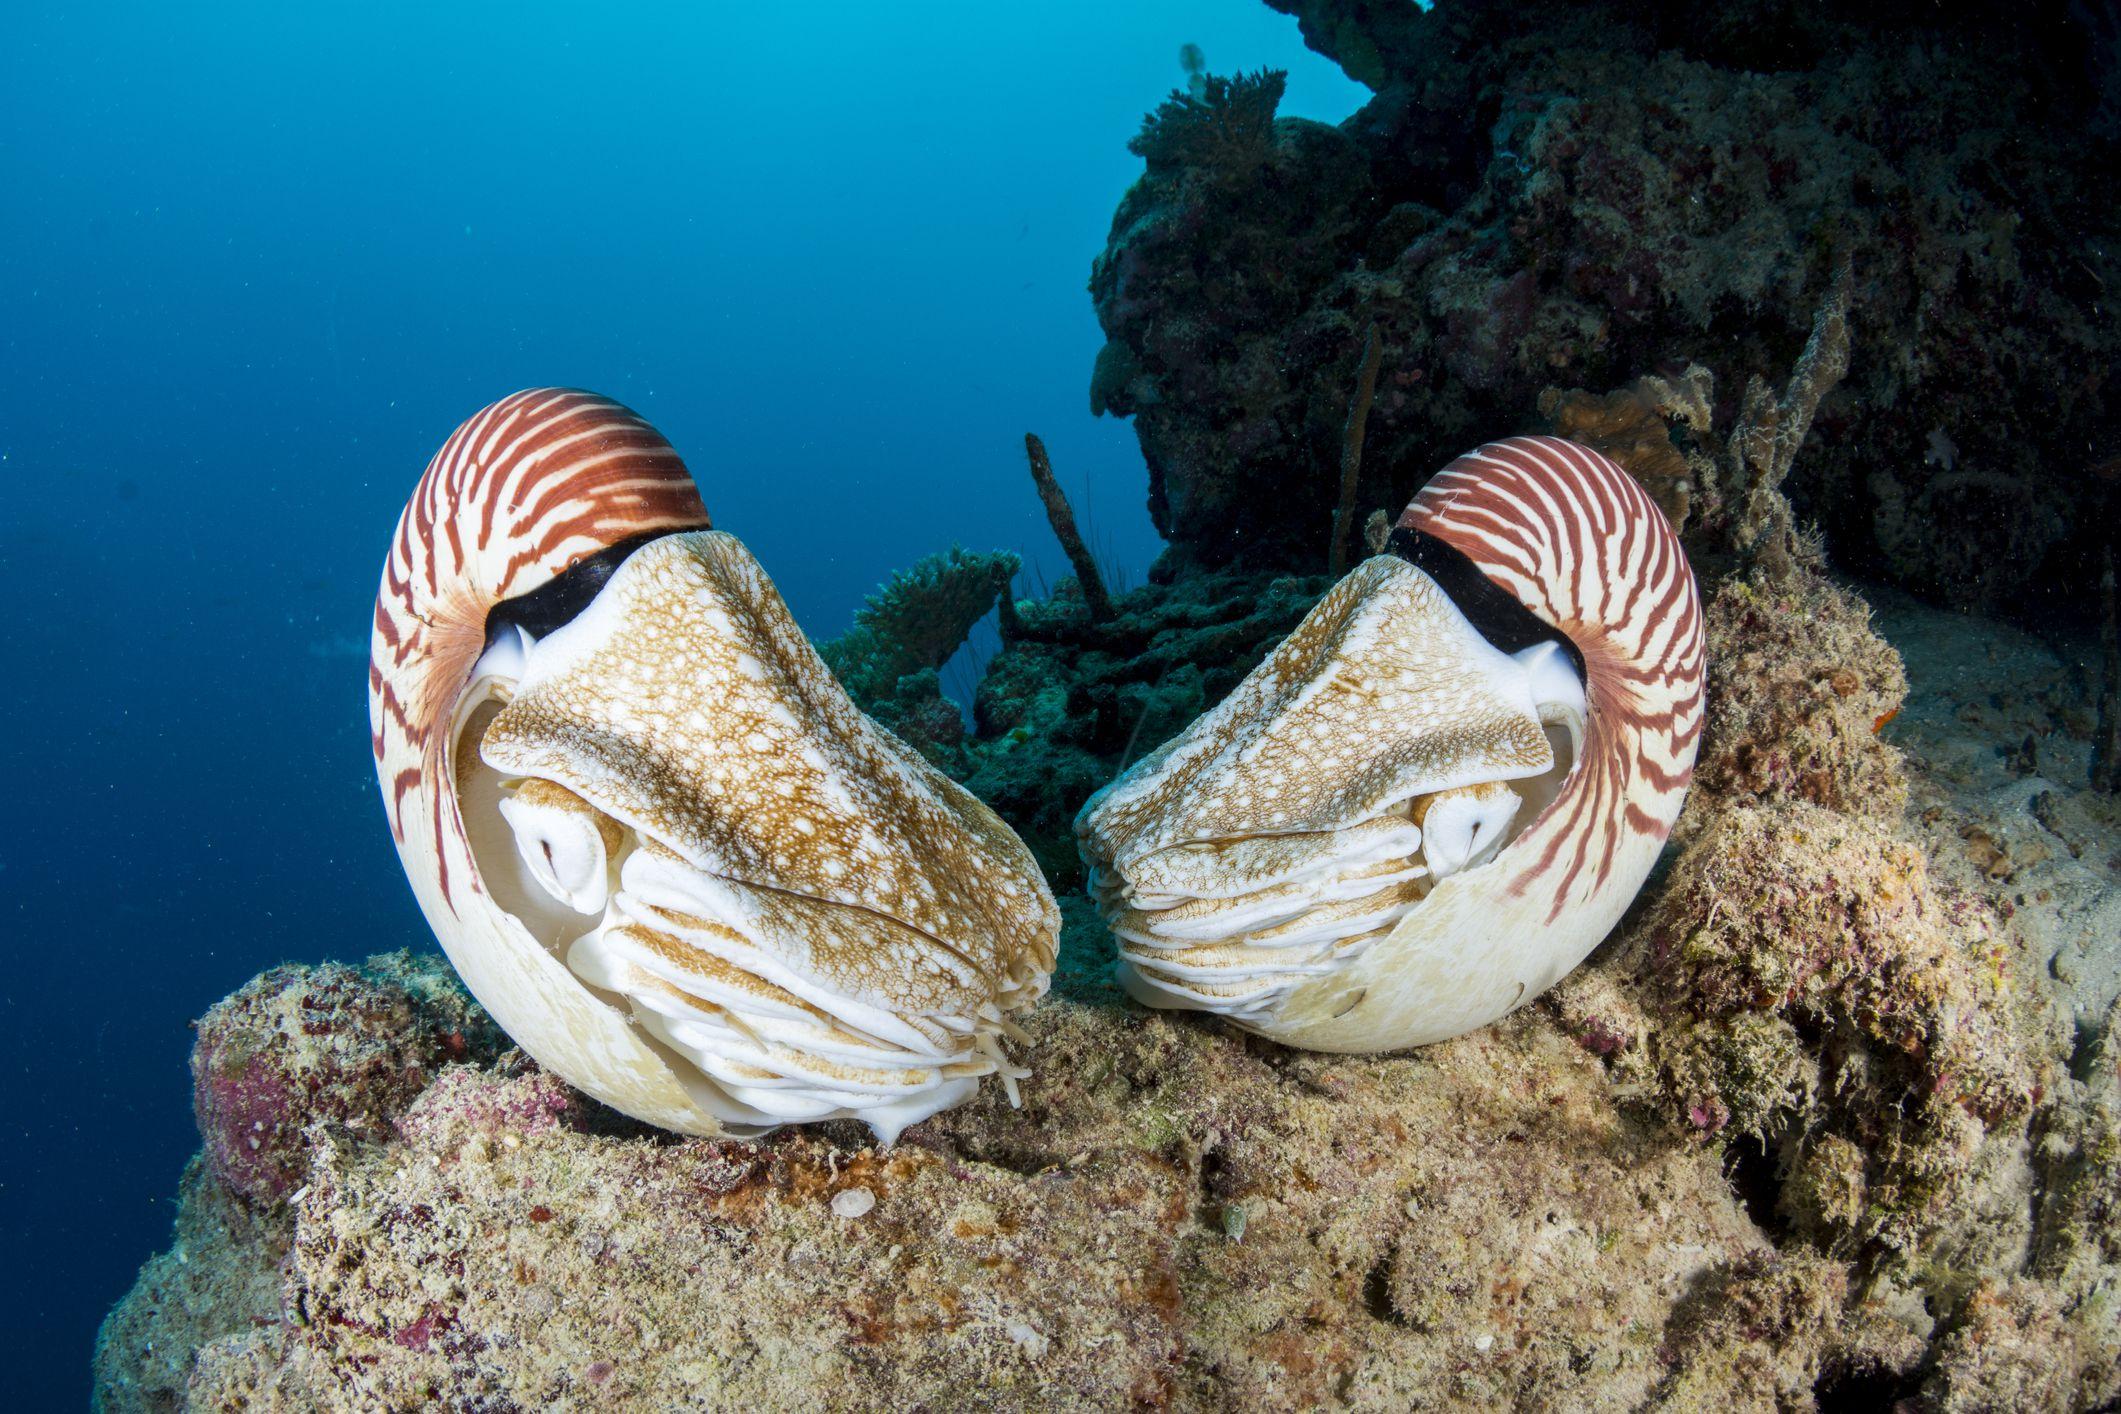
[{"x1": 1077, "y1": 435, "x2": 1703, "y2": 1052}]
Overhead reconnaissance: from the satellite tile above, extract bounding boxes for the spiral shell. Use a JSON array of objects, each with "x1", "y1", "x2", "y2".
[{"x1": 372, "y1": 390, "x2": 1057, "y2": 1136}]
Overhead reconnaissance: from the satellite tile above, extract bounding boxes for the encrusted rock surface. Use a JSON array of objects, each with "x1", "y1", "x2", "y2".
[
  {"x1": 1091, "y1": 0, "x2": 2119, "y2": 613},
  {"x1": 114, "y1": 985, "x2": 1778, "y2": 1410},
  {"x1": 97, "y1": 553, "x2": 2121, "y2": 1409},
  {"x1": 91, "y1": 1159, "x2": 290, "y2": 1412},
  {"x1": 189, "y1": 951, "x2": 504, "y2": 1208}
]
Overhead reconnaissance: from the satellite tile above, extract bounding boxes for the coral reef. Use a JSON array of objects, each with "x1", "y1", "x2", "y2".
[
  {"x1": 189, "y1": 950, "x2": 503, "y2": 1208},
  {"x1": 1538, "y1": 564, "x2": 2059, "y2": 1312},
  {"x1": 1128, "y1": 68, "x2": 1289, "y2": 181},
  {"x1": 1722, "y1": 262, "x2": 1850, "y2": 581},
  {"x1": 817, "y1": 544, "x2": 1020, "y2": 768},
  {"x1": 93, "y1": 4, "x2": 2121, "y2": 1401},
  {"x1": 111, "y1": 986, "x2": 1785, "y2": 1409},
  {"x1": 1092, "y1": 0, "x2": 2120, "y2": 612},
  {"x1": 956, "y1": 565, "x2": 1332, "y2": 886},
  {"x1": 99, "y1": 534, "x2": 2121, "y2": 1407}
]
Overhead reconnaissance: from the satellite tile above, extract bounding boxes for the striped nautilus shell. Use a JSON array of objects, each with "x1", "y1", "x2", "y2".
[
  {"x1": 371, "y1": 389, "x2": 1058, "y2": 1140},
  {"x1": 1077, "y1": 435, "x2": 1703, "y2": 1050}
]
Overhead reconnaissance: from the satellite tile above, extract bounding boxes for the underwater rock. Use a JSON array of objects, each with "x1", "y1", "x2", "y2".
[
  {"x1": 112, "y1": 996, "x2": 1785, "y2": 1410},
  {"x1": 188, "y1": 950, "x2": 503, "y2": 1208},
  {"x1": 99, "y1": 546, "x2": 2121, "y2": 1405},
  {"x1": 1689, "y1": 570, "x2": 1908, "y2": 819},
  {"x1": 1548, "y1": 563, "x2": 2061, "y2": 1280},
  {"x1": 1092, "y1": 1, "x2": 2119, "y2": 613},
  {"x1": 91, "y1": 1159, "x2": 291, "y2": 1414}
]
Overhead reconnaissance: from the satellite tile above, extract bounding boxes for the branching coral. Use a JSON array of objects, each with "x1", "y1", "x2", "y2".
[
  {"x1": 1127, "y1": 68, "x2": 1287, "y2": 179},
  {"x1": 1727, "y1": 259, "x2": 1853, "y2": 581},
  {"x1": 817, "y1": 545, "x2": 1020, "y2": 766},
  {"x1": 1328, "y1": 322, "x2": 1384, "y2": 574},
  {"x1": 958, "y1": 565, "x2": 1332, "y2": 887},
  {"x1": 1022, "y1": 433, "x2": 1112, "y2": 621},
  {"x1": 820, "y1": 547, "x2": 1021, "y2": 707}
]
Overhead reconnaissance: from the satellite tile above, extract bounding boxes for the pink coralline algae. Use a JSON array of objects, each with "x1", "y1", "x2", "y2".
[{"x1": 190, "y1": 950, "x2": 503, "y2": 1207}]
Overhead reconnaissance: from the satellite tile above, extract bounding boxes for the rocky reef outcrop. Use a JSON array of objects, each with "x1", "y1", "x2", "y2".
[
  {"x1": 95, "y1": 541, "x2": 2121, "y2": 1410},
  {"x1": 94, "y1": 2, "x2": 2121, "y2": 1404},
  {"x1": 1090, "y1": 0, "x2": 2120, "y2": 614},
  {"x1": 189, "y1": 951, "x2": 505, "y2": 1208}
]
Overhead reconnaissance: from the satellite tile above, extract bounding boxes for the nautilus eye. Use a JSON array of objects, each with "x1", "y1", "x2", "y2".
[
  {"x1": 370, "y1": 389, "x2": 1058, "y2": 1140},
  {"x1": 1076, "y1": 435, "x2": 1703, "y2": 1051}
]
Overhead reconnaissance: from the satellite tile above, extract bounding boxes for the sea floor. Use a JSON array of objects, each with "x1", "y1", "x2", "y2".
[{"x1": 1872, "y1": 587, "x2": 2121, "y2": 1038}]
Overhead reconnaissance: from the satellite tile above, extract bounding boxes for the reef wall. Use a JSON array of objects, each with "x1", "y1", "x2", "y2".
[{"x1": 1090, "y1": 0, "x2": 2119, "y2": 613}]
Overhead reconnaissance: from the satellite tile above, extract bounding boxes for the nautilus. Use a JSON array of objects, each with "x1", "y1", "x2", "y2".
[
  {"x1": 1077, "y1": 436, "x2": 1703, "y2": 1051},
  {"x1": 370, "y1": 389, "x2": 1057, "y2": 1140}
]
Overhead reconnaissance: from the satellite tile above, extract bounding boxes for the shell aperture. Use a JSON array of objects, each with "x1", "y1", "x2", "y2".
[
  {"x1": 1076, "y1": 435, "x2": 1702, "y2": 1052},
  {"x1": 371, "y1": 390, "x2": 1058, "y2": 1140}
]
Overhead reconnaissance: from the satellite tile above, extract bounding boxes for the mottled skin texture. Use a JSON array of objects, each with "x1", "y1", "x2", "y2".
[
  {"x1": 1080, "y1": 438, "x2": 1702, "y2": 1053},
  {"x1": 486, "y1": 533, "x2": 1054, "y2": 1011},
  {"x1": 1080, "y1": 556, "x2": 1556, "y2": 1025},
  {"x1": 481, "y1": 532, "x2": 1057, "y2": 1128},
  {"x1": 1082, "y1": 557, "x2": 1553, "y2": 861}
]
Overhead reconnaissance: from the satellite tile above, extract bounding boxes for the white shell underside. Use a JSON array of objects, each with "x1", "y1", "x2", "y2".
[{"x1": 1079, "y1": 555, "x2": 1593, "y2": 1048}]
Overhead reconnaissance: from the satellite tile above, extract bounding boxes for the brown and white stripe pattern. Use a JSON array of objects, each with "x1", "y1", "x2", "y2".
[
  {"x1": 368, "y1": 389, "x2": 710, "y2": 909},
  {"x1": 1401, "y1": 434, "x2": 1704, "y2": 920}
]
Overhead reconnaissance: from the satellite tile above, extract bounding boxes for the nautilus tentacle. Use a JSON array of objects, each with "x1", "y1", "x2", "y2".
[
  {"x1": 1077, "y1": 435, "x2": 1703, "y2": 1052},
  {"x1": 372, "y1": 390, "x2": 1058, "y2": 1138}
]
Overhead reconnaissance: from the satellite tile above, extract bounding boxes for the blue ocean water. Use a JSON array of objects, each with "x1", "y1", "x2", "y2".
[{"x1": 0, "y1": 4, "x2": 1363, "y2": 1402}]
